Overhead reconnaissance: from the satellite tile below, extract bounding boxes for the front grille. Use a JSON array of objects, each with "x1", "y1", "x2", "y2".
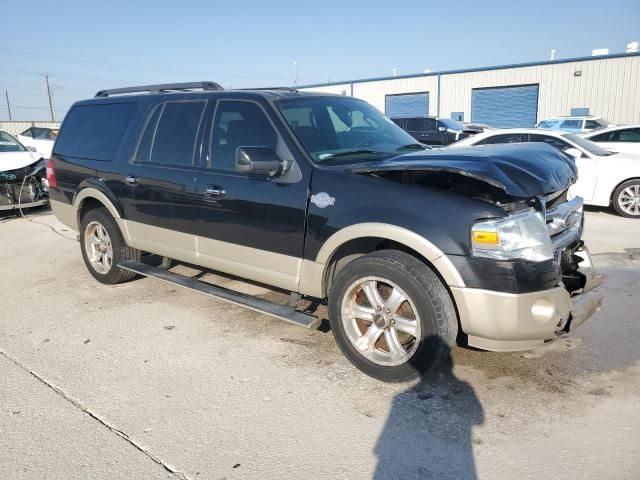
[{"x1": 545, "y1": 196, "x2": 583, "y2": 252}]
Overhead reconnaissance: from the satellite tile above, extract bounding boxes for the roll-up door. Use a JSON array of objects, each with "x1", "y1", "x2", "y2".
[
  {"x1": 385, "y1": 92, "x2": 429, "y2": 117},
  {"x1": 471, "y1": 84, "x2": 539, "y2": 128}
]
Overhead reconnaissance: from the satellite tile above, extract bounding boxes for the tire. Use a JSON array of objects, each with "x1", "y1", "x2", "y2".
[
  {"x1": 328, "y1": 250, "x2": 458, "y2": 382},
  {"x1": 79, "y1": 207, "x2": 141, "y2": 284},
  {"x1": 612, "y1": 179, "x2": 640, "y2": 218}
]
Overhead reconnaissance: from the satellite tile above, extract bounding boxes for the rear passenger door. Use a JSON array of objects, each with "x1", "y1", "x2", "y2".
[
  {"x1": 194, "y1": 98, "x2": 309, "y2": 291},
  {"x1": 119, "y1": 99, "x2": 207, "y2": 263}
]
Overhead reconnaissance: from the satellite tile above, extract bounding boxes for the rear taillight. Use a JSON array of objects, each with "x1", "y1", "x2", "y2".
[{"x1": 46, "y1": 159, "x2": 57, "y2": 188}]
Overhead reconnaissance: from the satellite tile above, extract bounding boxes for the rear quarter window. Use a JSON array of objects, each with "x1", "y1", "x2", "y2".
[{"x1": 54, "y1": 102, "x2": 138, "y2": 160}]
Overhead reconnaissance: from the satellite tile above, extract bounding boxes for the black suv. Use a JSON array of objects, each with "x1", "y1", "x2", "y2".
[
  {"x1": 391, "y1": 116, "x2": 481, "y2": 146},
  {"x1": 48, "y1": 82, "x2": 601, "y2": 381}
]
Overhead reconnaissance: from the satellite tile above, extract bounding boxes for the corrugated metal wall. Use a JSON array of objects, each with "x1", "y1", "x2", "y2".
[
  {"x1": 0, "y1": 121, "x2": 61, "y2": 136},
  {"x1": 300, "y1": 54, "x2": 640, "y2": 126}
]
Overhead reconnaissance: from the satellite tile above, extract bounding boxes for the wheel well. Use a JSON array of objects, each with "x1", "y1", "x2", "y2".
[
  {"x1": 78, "y1": 197, "x2": 107, "y2": 226},
  {"x1": 610, "y1": 177, "x2": 640, "y2": 203},
  {"x1": 323, "y1": 237, "x2": 444, "y2": 296}
]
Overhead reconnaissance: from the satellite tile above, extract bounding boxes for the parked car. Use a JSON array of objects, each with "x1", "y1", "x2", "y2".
[
  {"x1": 390, "y1": 116, "x2": 481, "y2": 145},
  {"x1": 535, "y1": 116, "x2": 609, "y2": 133},
  {"x1": 0, "y1": 130, "x2": 49, "y2": 212},
  {"x1": 451, "y1": 129, "x2": 640, "y2": 218},
  {"x1": 18, "y1": 127, "x2": 58, "y2": 159},
  {"x1": 464, "y1": 122, "x2": 494, "y2": 133},
  {"x1": 49, "y1": 82, "x2": 601, "y2": 381},
  {"x1": 580, "y1": 124, "x2": 640, "y2": 155}
]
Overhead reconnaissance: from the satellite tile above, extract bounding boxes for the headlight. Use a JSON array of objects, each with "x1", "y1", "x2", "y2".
[{"x1": 471, "y1": 209, "x2": 553, "y2": 262}]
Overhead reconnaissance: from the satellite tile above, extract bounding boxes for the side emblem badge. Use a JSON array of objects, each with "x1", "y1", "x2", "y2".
[{"x1": 311, "y1": 192, "x2": 336, "y2": 209}]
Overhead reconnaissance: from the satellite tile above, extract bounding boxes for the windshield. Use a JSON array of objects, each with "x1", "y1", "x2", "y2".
[
  {"x1": 438, "y1": 118, "x2": 466, "y2": 130},
  {"x1": 0, "y1": 131, "x2": 27, "y2": 153},
  {"x1": 276, "y1": 96, "x2": 420, "y2": 163},
  {"x1": 536, "y1": 120, "x2": 559, "y2": 129},
  {"x1": 562, "y1": 133, "x2": 614, "y2": 156}
]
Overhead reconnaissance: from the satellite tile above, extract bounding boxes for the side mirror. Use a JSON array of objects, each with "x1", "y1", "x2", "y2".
[
  {"x1": 437, "y1": 126, "x2": 447, "y2": 133},
  {"x1": 235, "y1": 147, "x2": 283, "y2": 177},
  {"x1": 564, "y1": 147, "x2": 583, "y2": 160}
]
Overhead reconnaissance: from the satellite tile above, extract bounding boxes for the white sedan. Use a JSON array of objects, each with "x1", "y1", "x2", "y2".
[
  {"x1": 450, "y1": 129, "x2": 640, "y2": 218},
  {"x1": 17, "y1": 127, "x2": 58, "y2": 159},
  {"x1": 580, "y1": 124, "x2": 640, "y2": 156}
]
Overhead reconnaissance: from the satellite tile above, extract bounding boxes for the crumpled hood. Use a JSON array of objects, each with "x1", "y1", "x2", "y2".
[
  {"x1": 351, "y1": 143, "x2": 578, "y2": 198},
  {"x1": 0, "y1": 151, "x2": 43, "y2": 172}
]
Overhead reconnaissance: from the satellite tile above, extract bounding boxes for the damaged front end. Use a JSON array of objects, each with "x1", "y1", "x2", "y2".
[
  {"x1": 352, "y1": 142, "x2": 602, "y2": 351},
  {"x1": 1, "y1": 159, "x2": 49, "y2": 211}
]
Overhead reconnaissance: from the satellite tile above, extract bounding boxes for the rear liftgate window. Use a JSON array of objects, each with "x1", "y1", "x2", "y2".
[{"x1": 54, "y1": 103, "x2": 138, "y2": 160}]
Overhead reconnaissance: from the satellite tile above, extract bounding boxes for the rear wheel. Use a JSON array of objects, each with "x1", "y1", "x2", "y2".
[
  {"x1": 613, "y1": 180, "x2": 640, "y2": 218},
  {"x1": 328, "y1": 250, "x2": 458, "y2": 382},
  {"x1": 79, "y1": 207, "x2": 140, "y2": 284}
]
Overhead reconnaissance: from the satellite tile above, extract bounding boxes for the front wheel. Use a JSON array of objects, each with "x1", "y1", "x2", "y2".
[
  {"x1": 612, "y1": 180, "x2": 640, "y2": 218},
  {"x1": 328, "y1": 250, "x2": 458, "y2": 382}
]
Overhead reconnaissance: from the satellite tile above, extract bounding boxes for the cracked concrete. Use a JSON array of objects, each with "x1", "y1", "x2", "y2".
[{"x1": 1, "y1": 207, "x2": 639, "y2": 479}]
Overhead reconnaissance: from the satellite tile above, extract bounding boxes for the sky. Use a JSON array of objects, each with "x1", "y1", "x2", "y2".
[{"x1": 1, "y1": 0, "x2": 639, "y2": 121}]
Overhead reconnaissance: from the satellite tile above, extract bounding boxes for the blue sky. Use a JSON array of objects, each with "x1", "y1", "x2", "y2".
[{"x1": 2, "y1": 0, "x2": 639, "y2": 121}]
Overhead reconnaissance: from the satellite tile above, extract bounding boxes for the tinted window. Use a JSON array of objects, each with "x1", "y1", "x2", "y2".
[
  {"x1": 20, "y1": 128, "x2": 33, "y2": 137},
  {"x1": 618, "y1": 128, "x2": 640, "y2": 142},
  {"x1": 55, "y1": 103, "x2": 138, "y2": 161},
  {"x1": 584, "y1": 120, "x2": 602, "y2": 130},
  {"x1": 135, "y1": 105, "x2": 162, "y2": 162},
  {"x1": 479, "y1": 133, "x2": 527, "y2": 144},
  {"x1": 211, "y1": 101, "x2": 278, "y2": 171},
  {"x1": 590, "y1": 131, "x2": 614, "y2": 142},
  {"x1": 529, "y1": 134, "x2": 570, "y2": 151},
  {"x1": 406, "y1": 118, "x2": 425, "y2": 131},
  {"x1": 439, "y1": 118, "x2": 466, "y2": 130},
  {"x1": 559, "y1": 119, "x2": 582, "y2": 130},
  {"x1": 137, "y1": 101, "x2": 205, "y2": 166}
]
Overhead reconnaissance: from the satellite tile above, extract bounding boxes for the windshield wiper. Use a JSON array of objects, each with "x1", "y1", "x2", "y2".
[
  {"x1": 321, "y1": 149, "x2": 386, "y2": 160},
  {"x1": 396, "y1": 143, "x2": 429, "y2": 151}
]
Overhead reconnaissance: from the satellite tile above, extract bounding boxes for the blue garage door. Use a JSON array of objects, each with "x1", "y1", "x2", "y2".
[
  {"x1": 471, "y1": 84, "x2": 539, "y2": 128},
  {"x1": 385, "y1": 92, "x2": 429, "y2": 117}
]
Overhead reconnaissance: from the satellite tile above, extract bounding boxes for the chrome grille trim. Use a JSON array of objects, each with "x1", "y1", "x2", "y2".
[{"x1": 546, "y1": 196, "x2": 583, "y2": 251}]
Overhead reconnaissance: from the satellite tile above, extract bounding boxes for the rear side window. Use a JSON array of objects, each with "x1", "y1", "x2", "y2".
[
  {"x1": 529, "y1": 134, "x2": 570, "y2": 151},
  {"x1": 135, "y1": 101, "x2": 205, "y2": 166},
  {"x1": 479, "y1": 133, "x2": 527, "y2": 144},
  {"x1": 55, "y1": 103, "x2": 137, "y2": 160},
  {"x1": 618, "y1": 128, "x2": 640, "y2": 142}
]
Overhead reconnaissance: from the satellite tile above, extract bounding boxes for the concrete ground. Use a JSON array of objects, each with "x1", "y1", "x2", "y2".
[{"x1": 1, "y1": 206, "x2": 639, "y2": 480}]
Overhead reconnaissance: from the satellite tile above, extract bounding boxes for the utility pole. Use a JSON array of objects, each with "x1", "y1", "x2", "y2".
[
  {"x1": 5, "y1": 89, "x2": 12, "y2": 121},
  {"x1": 44, "y1": 74, "x2": 55, "y2": 121}
]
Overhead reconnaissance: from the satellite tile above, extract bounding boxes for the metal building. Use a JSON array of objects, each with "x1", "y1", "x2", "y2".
[{"x1": 298, "y1": 52, "x2": 640, "y2": 127}]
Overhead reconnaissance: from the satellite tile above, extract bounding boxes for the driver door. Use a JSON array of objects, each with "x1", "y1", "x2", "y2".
[{"x1": 194, "y1": 98, "x2": 310, "y2": 291}]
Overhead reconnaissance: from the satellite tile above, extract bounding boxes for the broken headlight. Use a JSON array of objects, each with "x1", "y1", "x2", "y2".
[{"x1": 471, "y1": 209, "x2": 553, "y2": 262}]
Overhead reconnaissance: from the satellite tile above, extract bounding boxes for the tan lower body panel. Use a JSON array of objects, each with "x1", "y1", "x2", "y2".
[
  {"x1": 124, "y1": 220, "x2": 301, "y2": 292},
  {"x1": 50, "y1": 199, "x2": 77, "y2": 230},
  {"x1": 451, "y1": 285, "x2": 572, "y2": 352}
]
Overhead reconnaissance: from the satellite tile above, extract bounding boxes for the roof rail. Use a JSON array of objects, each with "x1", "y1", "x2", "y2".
[
  {"x1": 240, "y1": 86, "x2": 299, "y2": 93},
  {"x1": 95, "y1": 81, "x2": 223, "y2": 97}
]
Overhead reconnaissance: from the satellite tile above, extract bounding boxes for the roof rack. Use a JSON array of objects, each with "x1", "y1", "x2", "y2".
[
  {"x1": 240, "y1": 86, "x2": 299, "y2": 93},
  {"x1": 95, "y1": 81, "x2": 223, "y2": 98}
]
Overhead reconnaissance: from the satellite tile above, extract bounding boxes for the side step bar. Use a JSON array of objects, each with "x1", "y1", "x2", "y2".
[{"x1": 119, "y1": 260, "x2": 321, "y2": 330}]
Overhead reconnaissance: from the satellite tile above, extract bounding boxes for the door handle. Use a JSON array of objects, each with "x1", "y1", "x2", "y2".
[
  {"x1": 204, "y1": 185, "x2": 225, "y2": 197},
  {"x1": 124, "y1": 175, "x2": 138, "y2": 186}
]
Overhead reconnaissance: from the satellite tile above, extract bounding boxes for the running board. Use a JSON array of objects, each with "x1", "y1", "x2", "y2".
[{"x1": 118, "y1": 260, "x2": 321, "y2": 330}]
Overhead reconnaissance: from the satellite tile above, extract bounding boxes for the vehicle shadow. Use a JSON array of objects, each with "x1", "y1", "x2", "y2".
[{"x1": 373, "y1": 338, "x2": 484, "y2": 480}]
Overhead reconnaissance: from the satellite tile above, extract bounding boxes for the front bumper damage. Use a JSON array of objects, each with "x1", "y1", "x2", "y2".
[
  {"x1": 451, "y1": 246, "x2": 603, "y2": 352},
  {"x1": 0, "y1": 162, "x2": 49, "y2": 211}
]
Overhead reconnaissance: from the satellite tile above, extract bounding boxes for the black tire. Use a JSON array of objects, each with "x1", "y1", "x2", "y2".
[
  {"x1": 612, "y1": 179, "x2": 640, "y2": 218},
  {"x1": 79, "y1": 207, "x2": 141, "y2": 284},
  {"x1": 328, "y1": 250, "x2": 458, "y2": 382}
]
